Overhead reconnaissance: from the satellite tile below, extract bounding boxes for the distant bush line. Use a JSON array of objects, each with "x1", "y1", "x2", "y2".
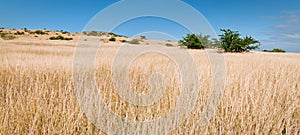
[{"x1": 263, "y1": 48, "x2": 286, "y2": 53}]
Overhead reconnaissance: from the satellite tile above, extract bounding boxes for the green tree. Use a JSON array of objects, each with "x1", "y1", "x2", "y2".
[
  {"x1": 179, "y1": 34, "x2": 205, "y2": 49},
  {"x1": 211, "y1": 38, "x2": 222, "y2": 48},
  {"x1": 196, "y1": 34, "x2": 214, "y2": 48},
  {"x1": 219, "y1": 29, "x2": 260, "y2": 52}
]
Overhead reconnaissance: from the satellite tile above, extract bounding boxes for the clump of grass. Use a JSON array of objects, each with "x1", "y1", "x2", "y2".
[{"x1": 1, "y1": 33, "x2": 17, "y2": 40}]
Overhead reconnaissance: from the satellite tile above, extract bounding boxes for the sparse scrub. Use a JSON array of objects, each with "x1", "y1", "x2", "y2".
[{"x1": 83, "y1": 31, "x2": 108, "y2": 36}]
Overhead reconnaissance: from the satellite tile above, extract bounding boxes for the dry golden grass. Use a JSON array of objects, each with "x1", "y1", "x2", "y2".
[{"x1": 0, "y1": 41, "x2": 299, "y2": 134}]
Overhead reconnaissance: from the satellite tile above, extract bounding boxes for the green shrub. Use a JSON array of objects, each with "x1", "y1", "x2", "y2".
[
  {"x1": 49, "y1": 35, "x2": 72, "y2": 40},
  {"x1": 1, "y1": 34, "x2": 17, "y2": 40},
  {"x1": 109, "y1": 37, "x2": 116, "y2": 42},
  {"x1": 165, "y1": 43, "x2": 173, "y2": 47},
  {"x1": 127, "y1": 39, "x2": 140, "y2": 44}
]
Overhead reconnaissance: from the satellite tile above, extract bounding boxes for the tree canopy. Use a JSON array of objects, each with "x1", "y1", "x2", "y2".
[{"x1": 219, "y1": 29, "x2": 260, "y2": 52}]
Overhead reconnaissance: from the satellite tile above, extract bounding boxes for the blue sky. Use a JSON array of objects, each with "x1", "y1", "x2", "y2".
[{"x1": 0, "y1": 0, "x2": 300, "y2": 52}]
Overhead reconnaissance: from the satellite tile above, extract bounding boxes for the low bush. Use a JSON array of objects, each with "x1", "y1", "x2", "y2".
[
  {"x1": 30, "y1": 30, "x2": 48, "y2": 35},
  {"x1": 127, "y1": 39, "x2": 140, "y2": 44},
  {"x1": 49, "y1": 35, "x2": 72, "y2": 40},
  {"x1": 120, "y1": 40, "x2": 127, "y2": 43},
  {"x1": 61, "y1": 30, "x2": 70, "y2": 34},
  {"x1": 165, "y1": 43, "x2": 173, "y2": 47},
  {"x1": 109, "y1": 37, "x2": 116, "y2": 42},
  {"x1": 14, "y1": 31, "x2": 25, "y2": 35},
  {"x1": 1, "y1": 34, "x2": 17, "y2": 40}
]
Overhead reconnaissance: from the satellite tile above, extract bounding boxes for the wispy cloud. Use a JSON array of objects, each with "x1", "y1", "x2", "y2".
[
  {"x1": 262, "y1": 11, "x2": 300, "y2": 52},
  {"x1": 284, "y1": 33, "x2": 300, "y2": 40}
]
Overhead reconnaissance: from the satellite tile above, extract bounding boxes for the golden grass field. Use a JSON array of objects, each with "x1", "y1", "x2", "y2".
[{"x1": 0, "y1": 37, "x2": 299, "y2": 134}]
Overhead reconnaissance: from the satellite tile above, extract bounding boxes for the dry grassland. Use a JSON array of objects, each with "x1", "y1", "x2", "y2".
[{"x1": 0, "y1": 41, "x2": 299, "y2": 134}]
